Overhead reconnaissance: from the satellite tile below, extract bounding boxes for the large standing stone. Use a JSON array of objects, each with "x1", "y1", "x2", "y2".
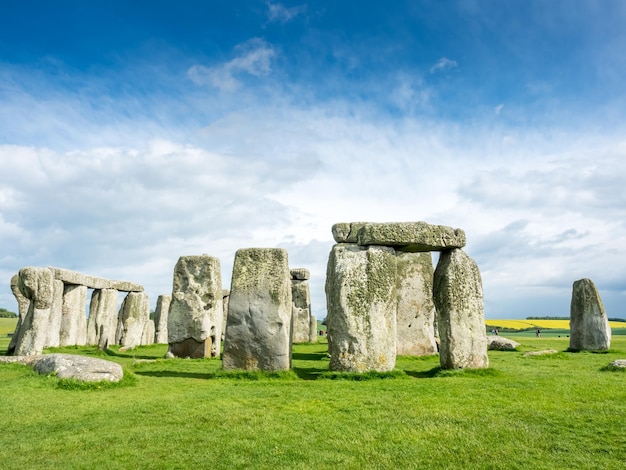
[
  {"x1": 309, "y1": 315, "x2": 318, "y2": 343},
  {"x1": 222, "y1": 248, "x2": 292, "y2": 371},
  {"x1": 167, "y1": 255, "x2": 223, "y2": 359},
  {"x1": 433, "y1": 249, "x2": 488, "y2": 369},
  {"x1": 117, "y1": 292, "x2": 150, "y2": 350},
  {"x1": 141, "y1": 319, "x2": 155, "y2": 346},
  {"x1": 569, "y1": 278, "x2": 611, "y2": 351},
  {"x1": 87, "y1": 288, "x2": 119, "y2": 349},
  {"x1": 44, "y1": 280, "x2": 64, "y2": 348},
  {"x1": 12, "y1": 267, "x2": 55, "y2": 356},
  {"x1": 325, "y1": 244, "x2": 397, "y2": 372},
  {"x1": 291, "y1": 268, "x2": 312, "y2": 343},
  {"x1": 59, "y1": 284, "x2": 87, "y2": 346},
  {"x1": 395, "y1": 251, "x2": 437, "y2": 356},
  {"x1": 357, "y1": 222, "x2": 466, "y2": 252},
  {"x1": 8, "y1": 274, "x2": 30, "y2": 355},
  {"x1": 153, "y1": 294, "x2": 171, "y2": 344}
]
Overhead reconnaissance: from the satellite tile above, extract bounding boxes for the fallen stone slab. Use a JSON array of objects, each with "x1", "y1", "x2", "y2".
[
  {"x1": 487, "y1": 336, "x2": 520, "y2": 350},
  {"x1": 0, "y1": 354, "x2": 123, "y2": 382},
  {"x1": 523, "y1": 349, "x2": 558, "y2": 357},
  {"x1": 357, "y1": 222, "x2": 466, "y2": 252},
  {"x1": 607, "y1": 359, "x2": 626, "y2": 369},
  {"x1": 33, "y1": 354, "x2": 123, "y2": 382},
  {"x1": 50, "y1": 267, "x2": 143, "y2": 292}
]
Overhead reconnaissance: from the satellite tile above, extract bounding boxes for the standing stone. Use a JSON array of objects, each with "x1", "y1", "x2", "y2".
[
  {"x1": 222, "y1": 248, "x2": 292, "y2": 371},
  {"x1": 309, "y1": 315, "x2": 318, "y2": 343},
  {"x1": 569, "y1": 278, "x2": 611, "y2": 351},
  {"x1": 291, "y1": 268, "x2": 312, "y2": 343},
  {"x1": 8, "y1": 274, "x2": 30, "y2": 355},
  {"x1": 221, "y1": 289, "x2": 230, "y2": 341},
  {"x1": 44, "y1": 279, "x2": 64, "y2": 348},
  {"x1": 12, "y1": 267, "x2": 54, "y2": 356},
  {"x1": 167, "y1": 255, "x2": 223, "y2": 359},
  {"x1": 433, "y1": 249, "x2": 488, "y2": 369},
  {"x1": 141, "y1": 319, "x2": 156, "y2": 346},
  {"x1": 87, "y1": 288, "x2": 119, "y2": 349},
  {"x1": 396, "y1": 251, "x2": 437, "y2": 356},
  {"x1": 153, "y1": 294, "x2": 171, "y2": 344},
  {"x1": 59, "y1": 284, "x2": 87, "y2": 346},
  {"x1": 325, "y1": 244, "x2": 397, "y2": 372},
  {"x1": 117, "y1": 292, "x2": 150, "y2": 350}
]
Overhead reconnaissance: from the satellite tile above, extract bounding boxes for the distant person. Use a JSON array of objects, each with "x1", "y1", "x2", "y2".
[
  {"x1": 491, "y1": 328, "x2": 496, "y2": 335},
  {"x1": 536, "y1": 328, "x2": 541, "y2": 337},
  {"x1": 495, "y1": 329, "x2": 499, "y2": 336}
]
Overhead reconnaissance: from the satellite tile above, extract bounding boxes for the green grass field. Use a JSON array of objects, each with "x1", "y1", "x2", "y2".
[{"x1": 0, "y1": 316, "x2": 625, "y2": 469}]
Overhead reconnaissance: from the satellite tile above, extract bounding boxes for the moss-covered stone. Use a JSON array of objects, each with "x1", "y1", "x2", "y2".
[
  {"x1": 357, "y1": 221, "x2": 466, "y2": 252},
  {"x1": 569, "y1": 278, "x2": 611, "y2": 351}
]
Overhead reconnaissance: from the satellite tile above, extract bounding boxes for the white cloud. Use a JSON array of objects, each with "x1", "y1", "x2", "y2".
[
  {"x1": 429, "y1": 57, "x2": 458, "y2": 73},
  {"x1": 266, "y1": 2, "x2": 307, "y2": 23},
  {"x1": 187, "y1": 38, "x2": 276, "y2": 91},
  {"x1": 494, "y1": 103, "x2": 504, "y2": 115}
]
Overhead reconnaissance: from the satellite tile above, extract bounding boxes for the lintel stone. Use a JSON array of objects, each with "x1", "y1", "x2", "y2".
[
  {"x1": 50, "y1": 267, "x2": 143, "y2": 292},
  {"x1": 356, "y1": 221, "x2": 466, "y2": 252}
]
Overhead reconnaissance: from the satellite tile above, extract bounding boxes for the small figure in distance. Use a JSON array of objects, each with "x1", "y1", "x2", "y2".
[
  {"x1": 495, "y1": 328, "x2": 499, "y2": 336},
  {"x1": 536, "y1": 328, "x2": 541, "y2": 337}
]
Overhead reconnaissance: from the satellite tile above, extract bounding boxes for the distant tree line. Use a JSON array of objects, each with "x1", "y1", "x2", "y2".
[
  {"x1": 0, "y1": 307, "x2": 17, "y2": 318},
  {"x1": 527, "y1": 315, "x2": 625, "y2": 322}
]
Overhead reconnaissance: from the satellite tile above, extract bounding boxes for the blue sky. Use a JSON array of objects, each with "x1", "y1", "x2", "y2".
[{"x1": 1, "y1": 0, "x2": 625, "y2": 319}]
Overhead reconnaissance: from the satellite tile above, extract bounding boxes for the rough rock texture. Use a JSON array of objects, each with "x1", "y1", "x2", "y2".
[
  {"x1": 433, "y1": 249, "x2": 489, "y2": 369},
  {"x1": 569, "y1": 278, "x2": 611, "y2": 351},
  {"x1": 487, "y1": 336, "x2": 520, "y2": 350},
  {"x1": 395, "y1": 251, "x2": 437, "y2": 356},
  {"x1": 44, "y1": 280, "x2": 64, "y2": 348},
  {"x1": 357, "y1": 222, "x2": 466, "y2": 252},
  {"x1": 523, "y1": 350, "x2": 558, "y2": 357},
  {"x1": 87, "y1": 288, "x2": 119, "y2": 349},
  {"x1": 50, "y1": 267, "x2": 143, "y2": 292},
  {"x1": 291, "y1": 270, "x2": 312, "y2": 343},
  {"x1": 12, "y1": 267, "x2": 55, "y2": 356},
  {"x1": 222, "y1": 248, "x2": 292, "y2": 371},
  {"x1": 309, "y1": 315, "x2": 318, "y2": 343},
  {"x1": 59, "y1": 284, "x2": 87, "y2": 347},
  {"x1": 117, "y1": 292, "x2": 151, "y2": 349},
  {"x1": 141, "y1": 319, "x2": 155, "y2": 346},
  {"x1": 607, "y1": 359, "x2": 626, "y2": 369},
  {"x1": 325, "y1": 244, "x2": 397, "y2": 372},
  {"x1": 8, "y1": 274, "x2": 30, "y2": 354},
  {"x1": 167, "y1": 255, "x2": 223, "y2": 358},
  {"x1": 32, "y1": 354, "x2": 123, "y2": 382},
  {"x1": 331, "y1": 222, "x2": 368, "y2": 243},
  {"x1": 153, "y1": 294, "x2": 171, "y2": 344},
  {"x1": 290, "y1": 268, "x2": 311, "y2": 281}
]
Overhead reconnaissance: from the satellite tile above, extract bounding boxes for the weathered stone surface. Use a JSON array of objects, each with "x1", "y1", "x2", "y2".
[
  {"x1": 395, "y1": 251, "x2": 437, "y2": 356},
  {"x1": 326, "y1": 244, "x2": 397, "y2": 372},
  {"x1": 141, "y1": 319, "x2": 155, "y2": 346},
  {"x1": 223, "y1": 248, "x2": 292, "y2": 371},
  {"x1": 8, "y1": 274, "x2": 29, "y2": 354},
  {"x1": 523, "y1": 349, "x2": 558, "y2": 357},
  {"x1": 433, "y1": 249, "x2": 488, "y2": 369},
  {"x1": 50, "y1": 267, "x2": 143, "y2": 292},
  {"x1": 117, "y1": 292, "x2": 150, "y2": 350},
  {"x1": 32, "y1": 354, "x2": 123, "y2": 382},
  {"x1": 167, "y1": 255, "x2": 223, "y2": 358},
  {"x1": 357, "y1": 222, "x2": 466, "y2": 252},
  {"x1": 331, "y1": 222, "x2": 368, "y2": 243},
  {"x1": 45, "y1": 279, "x2": 64, "y2": 348},
  {"x1": 12, "y1": 267, "x2": 55, "y2": 356},
  {"x1": 59, "y1": 284, "x2": 87, "y2": 347},
  {"x1": 291, "y1": 273, "x2": 312, "y2": 343},
  {"x1": 153, "y1": 294, "x2": 171, "y2": 344},
  {"x1": 290, "y1": 268, "x2": 310, "y2": 280},
  {"x1": 569, "y1": 278, "x2": 611, "y2": 351},
  {"x1": 607, "y1": 359, "x2": 626, "y2": 369},
  {"x1": 487, "y1": 336, "x2": 520, "y2": 351},
  {"x1": 87, "y1": 289, "x2": 119, "y2": 349},
  {"x1": 309, "y1": 315, "x2": 318, "y2": 343}
]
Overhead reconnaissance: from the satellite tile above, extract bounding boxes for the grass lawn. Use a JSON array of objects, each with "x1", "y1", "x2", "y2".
[{"x1": 0, "y1": 321, "x2": 625, "y2": 469}]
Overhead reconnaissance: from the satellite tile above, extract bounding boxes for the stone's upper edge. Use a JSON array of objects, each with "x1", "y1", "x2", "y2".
[
  {"x1": 355, "y1": 221, "x2": 466, "y2": 252},
  {"x1": 49, "y1": 267, "x2": 144, "y2": 292},
  {"x1": 331, "y1": 222, "x2": 369, "y2": 243},
  {"x1": 290, "y1": 268, "x2": 310, "y2": 280}
]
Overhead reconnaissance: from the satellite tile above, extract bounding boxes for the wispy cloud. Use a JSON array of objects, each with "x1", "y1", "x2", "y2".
[
  {"x1": 266, "y1": 2, "x2": 307, "y2": 23},
  {"x1": 429, "y1": 57, "x2": 458, "y2": 73},
  {"x1": 187, "y1": 38, "x2": 276, "y2": 91}
]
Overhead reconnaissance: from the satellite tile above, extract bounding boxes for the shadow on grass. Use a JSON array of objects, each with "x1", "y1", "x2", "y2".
[
  {"x1": 134, "y1": 370, "x2": 214, "y2": 380},
  {"x1": 404, "y1": 367, "x2": 442, "y2": 378},
  {"x1": 292, "y1": 352, "x2": 328, "y2": 361},
  {"x1": 292, "y1": 366, "x2": 328, "y2": 380},
  {"x1": 104, "y1": 349, "x2": 163, "y2": 360}
]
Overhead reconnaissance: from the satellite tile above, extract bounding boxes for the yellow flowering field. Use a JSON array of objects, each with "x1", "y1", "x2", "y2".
[{"x1": 485, "y1": 319, "x2": 626, "y2": 330}]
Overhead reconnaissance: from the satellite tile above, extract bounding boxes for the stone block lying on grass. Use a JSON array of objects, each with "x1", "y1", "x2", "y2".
[
  {"x1": 523, "y1": 349, "x2": 558, "y2": 357},
  {"x1": 0, "y1": 354, "x2": 123, "y2": 382},
  {"x1": 607, "y1": 359, "x2": 626, "y2": 370},
  {"x1": 487, "y1": 336, "x2": 520, "y2": 350}
]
